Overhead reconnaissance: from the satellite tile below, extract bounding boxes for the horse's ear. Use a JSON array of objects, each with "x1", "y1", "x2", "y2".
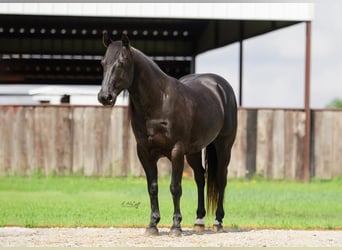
[
  {"x1": 102, "y1": 30, "x2": 112, "y2": 47},
  {"x1": 121, "y1": 33, "x2": 130, "y2": 48}
]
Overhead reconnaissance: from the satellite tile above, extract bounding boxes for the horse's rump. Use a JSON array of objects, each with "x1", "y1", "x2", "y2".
[{"x1": 180, "y1": 73, "x2": 237, "y2": 139}]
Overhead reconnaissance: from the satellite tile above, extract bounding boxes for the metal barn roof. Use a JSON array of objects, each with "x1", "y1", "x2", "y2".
[
  {"x1": 0, "y1": 3, "x2": 314, "y2": 84},
  {"x1": 0, "y1": 3, "x2": 314, "y2": 21}
]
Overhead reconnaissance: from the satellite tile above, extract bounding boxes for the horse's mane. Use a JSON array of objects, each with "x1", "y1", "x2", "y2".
[
  {"x1": 128, "y1": 46, "x2": 173, "y2": 119},
  {"x1": 132, "y1": 47, "x2": 168, "y2": 78}
]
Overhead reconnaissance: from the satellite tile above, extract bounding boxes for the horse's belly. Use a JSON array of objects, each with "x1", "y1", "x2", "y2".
[
  {"x1": 187, "y1": 115, "x2": 223, "y2": 153},
  {"x1": 185, "y1": 78, "x2": 228, "y2": 152}
]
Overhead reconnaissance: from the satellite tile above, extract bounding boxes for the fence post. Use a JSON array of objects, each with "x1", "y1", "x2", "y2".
[{"x1": 303, "y1": 21, "x2": 312, "y2": 182}]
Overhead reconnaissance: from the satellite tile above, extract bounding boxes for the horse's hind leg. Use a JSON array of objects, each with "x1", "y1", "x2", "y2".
[
  {"x1": 212, "y1": 136, "x2": 234, "y2": 232},
  {"x1": 186, "y1": 151, "x2": 206, "y2": 231}
]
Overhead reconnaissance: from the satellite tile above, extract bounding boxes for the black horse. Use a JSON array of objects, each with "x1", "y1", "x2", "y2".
[{"x1": 98, "y1": 32, "x2": 237, "y2": 236}]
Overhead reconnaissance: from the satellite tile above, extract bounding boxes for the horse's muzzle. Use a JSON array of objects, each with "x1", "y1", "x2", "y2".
[{"x1": 98, "y1": 91, "x2": 117, "y2": 107}]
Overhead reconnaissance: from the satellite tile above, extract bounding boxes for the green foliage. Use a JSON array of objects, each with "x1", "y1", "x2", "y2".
[
  {"x1": 0, "y1": 176, "x2": 341, "y2": 229},
  {"x1": 326, "y1": 98, "x2": 342, "y2": 108}
]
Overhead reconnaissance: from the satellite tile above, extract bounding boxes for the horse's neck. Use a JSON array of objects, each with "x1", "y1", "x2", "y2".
[{"x1": 129, "y1": 49, "x2": 174, "y2": 117}]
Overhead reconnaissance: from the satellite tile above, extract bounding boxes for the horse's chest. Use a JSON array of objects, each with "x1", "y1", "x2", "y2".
[{"x1": 146, "y1": 119, "x2": 171, "y2": 147}]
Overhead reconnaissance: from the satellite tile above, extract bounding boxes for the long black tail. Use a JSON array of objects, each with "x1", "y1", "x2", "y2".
[{"x1": 205, "y1": 142, "x2": 218, "y2": 215}]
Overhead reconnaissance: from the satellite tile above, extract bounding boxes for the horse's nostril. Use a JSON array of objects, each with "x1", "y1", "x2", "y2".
[{"x1": 107, "y1": 94, "x2": 113, "y2": 102}]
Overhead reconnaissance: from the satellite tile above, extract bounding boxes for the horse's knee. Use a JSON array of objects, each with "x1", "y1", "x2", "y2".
[
  {"x1": 149, "y1": 181, "x2": 158, "y2": 195},
  {"x1": 170, "y1": 182, "x2": 182, "y2": 197}
]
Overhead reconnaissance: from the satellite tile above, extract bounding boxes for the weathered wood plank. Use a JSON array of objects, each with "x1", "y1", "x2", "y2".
[
  {"x1": 110, "y1": 107, "x2": 124, "y2": 176},
  {"x1": 0, "y1": 107, "x2": 11, "y2": 175},
  {"x1": 294, "y1": 111, "x2": 305, "y2": 180},
  {"x1": 42, "y1": 107, "x2": 57, "y2": 175},
  {"x1": 83, "y1": 107, "x2": 97, "y2": 176},
  {"x1": 11, "y1": 107, "x2": 26, "y2": 175},
  {"x1": 332, "y1": 112, "x2": 342, "y2": 177},
  {"x1": 313, "y1": 111, "x2": 322, "y2": 178},
  {"x1": 256, "y1": 110, "x2": 273, "y2": 178},
  {"x1": 34, "y1": 107, "x2": 45, "y2": 173},
  {"x1": 55, "y1": 107, "x2": 72, "y2": 175},
  {"x1": 121, "y1": 108, "x2": 130, "y2": 177},
  {"x1": 271, "y1": 110, "x2": 285, "y2": 179},
  {"x1": 284, "y1": 111, "x2": 296, "y2": 180},
  {"x1": 23, "y1": 107, "x2": 36, "y2": 175},
  {"x1": 100, "y1": 107, "x2": 113, "y2": 177},
  {"x1": 71, "y1": 107, "x2": 85, "y2": 175},
  {"x1": 18, "y1": 107, "x2": 28, "y2": 174},
  {"x1": 314, "y1": 111, "x2": 333, "y2": 179},
  {"x1": 0, "y1": 107, "x2": 5, "y2": 175},
  {"x1": 94, "y1": 107, "x2": 104, "y2": 176},
  {"x1": 246, "y1": 110, "x2": 257, "y2": 178},
  {"x1": 5, "y1": 107, "x2": 15, "y2": 174},
  {"x1": 229, "y1": 109, "x2": 247, "y2": 178},
  {"x1": 284, "y1": 111, "x2": 305, "y2": 180}
]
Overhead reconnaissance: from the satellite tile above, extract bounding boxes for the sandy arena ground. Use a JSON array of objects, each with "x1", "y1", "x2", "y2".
[{"x1": 0, "y1": 227, "x2": 341, "y2": 247}]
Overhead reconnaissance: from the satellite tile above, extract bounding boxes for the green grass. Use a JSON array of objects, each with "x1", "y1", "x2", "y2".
[{"x1": 0, "y1": 175, "x2": 341, "y2": 229}]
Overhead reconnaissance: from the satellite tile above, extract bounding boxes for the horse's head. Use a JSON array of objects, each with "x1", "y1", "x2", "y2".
[{"x1": 98, "y1": 31, "x2": 134, "y2": 106}]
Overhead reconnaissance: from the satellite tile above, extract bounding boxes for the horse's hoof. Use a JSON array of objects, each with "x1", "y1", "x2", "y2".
[
  {"x1": 169, "y1": 227, "x2": 182, "y2": 237},
  {"x1": 212, "y1": 224, "x2": 224, "y2": 233},
  {"x1": 194, "y1": 224, "x2": 205, "y2": 232},
  {"x1": 145, "y1": 226, "x2": 159, "y2": 236}
]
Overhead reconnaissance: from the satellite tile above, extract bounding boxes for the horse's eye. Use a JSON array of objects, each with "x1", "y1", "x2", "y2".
[{"x1": 117, "y1": 60, "x2": 124, "y2": 68}]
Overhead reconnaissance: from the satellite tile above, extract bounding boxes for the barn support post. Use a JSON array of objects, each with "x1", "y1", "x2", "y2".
[
  {"x1": 303, "y1": 21, "x2": 312, "y2": 182},
  {"x1": 239, "y1": 40, "x2": 243, "y2": 107},
  {"x1": 239, "y1": 21, "x2": 244, "y2": 107},
  {"x1": 190, "y1": 55, "x2": 196, "y2": 74}
]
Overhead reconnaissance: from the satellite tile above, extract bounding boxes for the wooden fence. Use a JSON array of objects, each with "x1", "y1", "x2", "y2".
[
  {"x1": 312, "y1": 110, "x2": 342, "y2": 179},
  {"x1": 0, "y1": 106, "x2": 341, "y2": 179}
]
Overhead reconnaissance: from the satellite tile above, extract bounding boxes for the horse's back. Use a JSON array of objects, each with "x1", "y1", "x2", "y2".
[
  {"x1": 180, "y1": 73, "x2": 233, "y2": 94},
  {"x1": 180, "y1": 73, "x2": 237, "y2": 138}
]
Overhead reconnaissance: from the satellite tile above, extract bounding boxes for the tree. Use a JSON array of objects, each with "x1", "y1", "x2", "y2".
[{"x1": 326, "y1": 98, "x2": 342, "y2": 108}]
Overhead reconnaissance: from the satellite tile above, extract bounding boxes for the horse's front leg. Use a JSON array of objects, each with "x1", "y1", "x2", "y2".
[
  {"x1": 169, "y1": 142, "x2": 185, "y2": 236},
  {"x1": 137, "y1": 144, "x2": 160, "y2": 236}
]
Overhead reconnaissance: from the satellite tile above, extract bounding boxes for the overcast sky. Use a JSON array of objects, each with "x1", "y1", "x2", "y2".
[{"x1": 196, "y1": 0, "x2": 341, "y2": 108}]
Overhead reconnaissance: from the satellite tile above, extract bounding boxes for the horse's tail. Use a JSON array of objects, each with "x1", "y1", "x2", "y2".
[{"x1": 205, "y1": 142, "x2": 218, "y2": 215}]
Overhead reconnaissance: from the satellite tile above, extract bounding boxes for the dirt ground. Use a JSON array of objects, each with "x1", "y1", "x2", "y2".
[{"x1": 0, "y1": 227, "x2": 341, "y2": 247}]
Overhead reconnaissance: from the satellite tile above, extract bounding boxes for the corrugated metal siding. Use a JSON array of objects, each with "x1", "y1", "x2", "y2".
[{"x1": 0, "y1": 3, "x2": 314, "y2": 21}]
